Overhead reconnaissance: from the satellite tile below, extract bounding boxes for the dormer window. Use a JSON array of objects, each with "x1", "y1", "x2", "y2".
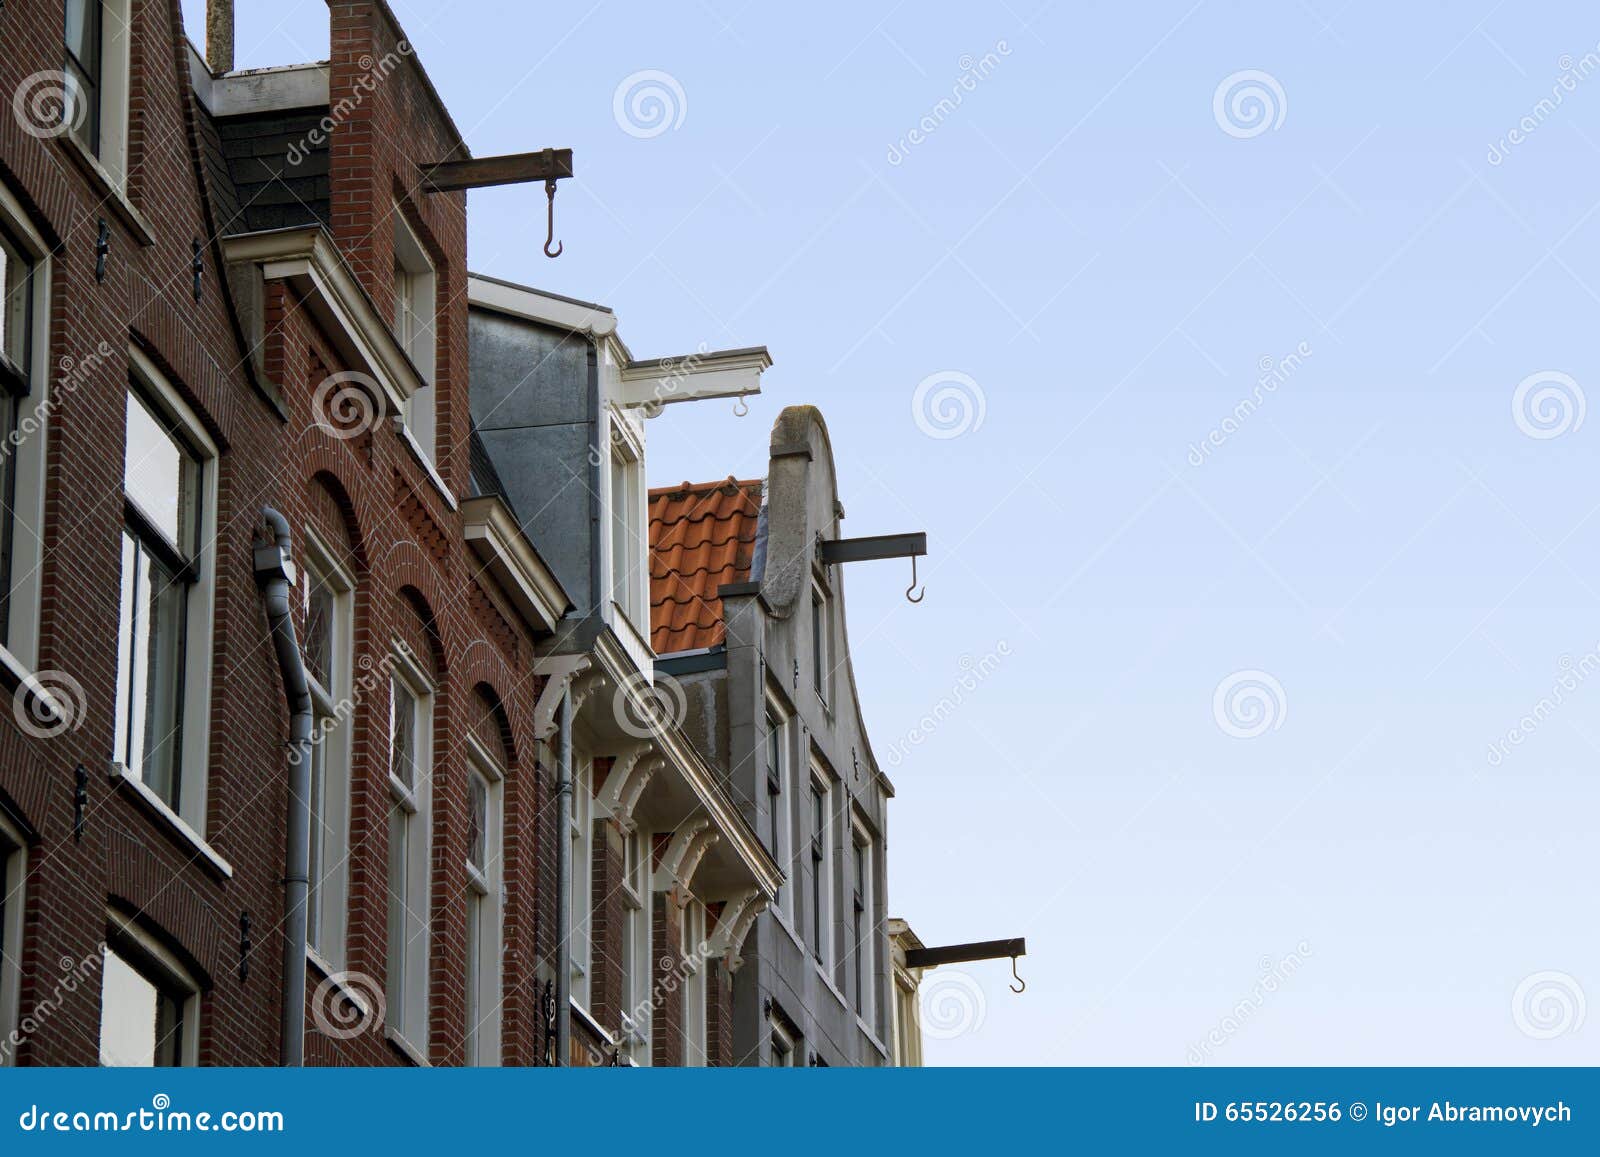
[
  {"x1": 392, "y1": 213, "x2": 436, "y2": 461},
  {"x1": 606, "y1": 422, "x2": 645, "y2": 629}
]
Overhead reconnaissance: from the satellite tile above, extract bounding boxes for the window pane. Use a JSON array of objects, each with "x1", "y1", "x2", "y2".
[
  {"x1": 467, "y1": 774, "x2": 487, "y2": 873},
  {"x1": 124, "y1": 392, "x2": 195, "y2": 550},
  {"x1": 99, "y1": 947, "x2": 159, "y2": 1067},
  {"x1": 305, "y1": 574, "x2": 334, "y2": 690},
  {"x1": 132, "y1": 545, "x2": 185, "y2": 806},
  {"x1": 465, "y1": 893, "x2": 481, "y2": 1064},
  {"x1": 386, "y1": 808, "x2": 407, "y2": 1032},
  {"x1": 0, "y1": 232, "x2": 29, "y2": 372},
  {"x1": 307, "y1": 733, "x2": 327, "y2": 953},
  {"x1": 390, "y1": 681, "x2": 416, "y2": 788},
  {"x1": 64, "y1": 0, "x2": 101, "y2": 70}
]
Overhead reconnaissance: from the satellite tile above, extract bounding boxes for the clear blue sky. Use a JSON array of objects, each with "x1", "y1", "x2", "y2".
[{"x1": 187, "y1": 0, "x2": 1600, "y2": 1065}]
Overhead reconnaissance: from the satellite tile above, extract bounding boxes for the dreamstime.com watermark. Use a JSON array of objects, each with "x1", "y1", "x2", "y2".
[
  {"x1": 919, "y1": 968, "x2": 987, "y2": 1041},
  {"x1": 1187, "y1": 342, "x2": 1312, "y2": 467},
  {"x1": 613, "y1": 70, "x2": 687, "y2": 139},
  {"x1": 1512, "y1": 971, "x2": 1586, "y2": 1040},
  {"x1": 0, "y1": 943, "x2": 104, "y2": 1064},
  {"x1": 17, "y1": 1096, "x2": 283, "y2": 1134},
  {"x1": 1488, "y1": 47, "x2": 1600, "y2": 166},
  {"x1": 886, "y1": 42, "x2": 1012, "y2": 166},
  {"x1": 912, "y1": 371, "x2": 986, "y2": 440},
  {"x1": 1212, "y1": 669, "x2": 1287, "y2": 739},
  {"x1": 1512, "y1": 371, "x2": 1584, "y2": 440},
  {"x1": 1187, "y1": 941, "x2": 1313, "y2": 1065},
  {"x1": 293, "y1": 642, "x2": 417, "y2": 768},
  {"x1": 285, "y1": 44, "x2": 415, "y2": 165},
  {"x1": 884, "y1": 642, "x2": 1011, "y2": 768},
  {"x1": 1212, "y1": 70, "x2": 1287, "y2": 139},
  {"x1": 1485, "y1": 645, "x2": 1600, "y2": 767}
]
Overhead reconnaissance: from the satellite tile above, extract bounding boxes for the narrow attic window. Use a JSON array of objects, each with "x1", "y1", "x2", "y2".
[
  {"x1": 607, "y1": 429, "x2": 645, "y2": 630},
  {"x1": 392, "y1": 213, "x2": 437, "y2": 462},
  {"x1": 63, "y1": 0, "x2": 131, "y2": 185}
]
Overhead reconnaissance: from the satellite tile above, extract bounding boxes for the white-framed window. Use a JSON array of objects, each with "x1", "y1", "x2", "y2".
[
  {"x1": 605, "y1": 415, "x2": 645, "y2": 630},
  {"x1": 0, "y1": 814, "x2": 24, "y2": 1065},
  {"x1": 809, "y1": 767, "x2": 834, "y2": 968},
  {"x1": 303, "y1": 536, "x2": 353, "y2": 968},
  {"x1": 851, "y1": 822, "x2": 877, "y2": 1026},
  {"x1": 464, "y1": 737, "x2": 503, "y2": 1067},
  {"x1": 569, "y1": 752, "x2": 594, "y2": 1010},
  {"x1": 765, "y1": 700, "x2": 792, "y2": 923},
  {"x1": 115, "y1": 353, "x2": 217, "y2": 832},
  {"x1": 770, "y1": 1017, "x2": 799, "y2": 1067},
  {"x1": 0, "y1": 187, "x2": 53, "y2": 669},
  {"x1": 618, "y1": 828, "x2": 651, "y2": 1064},
  {"x1": 385, "y1": 648, "x2": 433, "y2": 1051},
  {"x1": 99, "y1": 912, "x2": 199, "y2": 1067},
  {"x1": 811, "y1": 580, "x2": 832, "y2": 707},
  {"x1": 63, "y1": 0, "x2": 132, "y2": 186},
  {"x1": 392, "y1": 213, "x2": 436, "y2": 461},
  {"x1": 681, "y1": 899, "x2": 707, "y2": 1066}
]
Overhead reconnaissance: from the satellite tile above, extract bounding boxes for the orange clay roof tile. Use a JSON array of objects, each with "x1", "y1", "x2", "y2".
[{"x1": 648, "y1": 477, "x2": 764, "y2": 653}]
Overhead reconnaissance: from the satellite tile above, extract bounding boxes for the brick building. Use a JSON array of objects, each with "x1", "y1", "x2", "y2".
[{"x1": 0, "y1": 0, "x2": 791, "y2": 1069}]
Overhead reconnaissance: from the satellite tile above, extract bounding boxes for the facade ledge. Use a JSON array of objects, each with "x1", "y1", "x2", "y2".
[
  {"x1": 55, "y1": 133, "x2": 156, "y2": 247},
  {"x1": 221, "y1": 226, "x2": 425, "y2": 419},
  {"x1": 105, "y1": 762, "x2": 234, "y2": 880},
  {"x1": 461, "y1": 495, "x2": 572, "y2": 635},
  {"x1": 384, "y1": 1026, "x2": 431, "y2": 1067}
]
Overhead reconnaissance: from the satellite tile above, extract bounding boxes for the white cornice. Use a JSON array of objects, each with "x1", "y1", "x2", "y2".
[
  {"x1": 460, "y1": 495, "x2": 571, "y2": 636},
  {"x1": 593, "y1": 631, "x2": 782, "y2": 898},
  {"x1": 615, "y1": 345, "x2": 771, "y2": 410},
  {"x1": 221, "y1": 227, "x2": 425, "y2": 417},
  {"x1": 467, "y1": 273, "x2": 618, "y2": 340}
]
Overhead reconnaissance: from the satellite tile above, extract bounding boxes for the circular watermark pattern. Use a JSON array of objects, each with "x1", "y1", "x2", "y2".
[
  {"x1": 613, "y1": 671, "x2": 688, "y2": 739},
  {"x1": 613, "y1": 70, "x2": 687, "y2": 139},
  {"x1": 1212, "y1": 670, "x2": 1287, "y2": 739},
  {"x1": 1512, "y1": 971, "x2": 1586, "y2": 1040},
  {"x1": 1512, "y1": 371, "x2": 1585, "y2": 440},
  {"x1": 1212, "y1": 70, "x2": 1287, "y2": 139},
  {"x1": 313, "y1": 371, "x2": 383, "y2": 440},
  {"x1": 920, "y1": 969, "x2": 987, "y2": 1040},
  {"x1": 311, "y1": 971, "x2": 387, "y2": 1040},
  {"x1": 912, "y1": 371, "x2": 986, "y2": 440},
  {"x1": 13, "y1": 71, "x2": 87, "y2": 140},
  {"x1": 13, "y1": 669, "x2": 87, "y2": 739}
]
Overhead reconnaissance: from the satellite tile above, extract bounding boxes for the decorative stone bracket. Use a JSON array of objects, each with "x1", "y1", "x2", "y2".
[
  {"x1": 707, "y1": 889, "x2": 768, "y2": 973},
  {"x1": 654, "y1": 818, "x2": 718, "y2": 896},
  {"x1": 532, "y1": 655, "x2": 591, "y2": 740},
  {"x1": 597, "y1": 744, "x2": 664, "y2": 829}
]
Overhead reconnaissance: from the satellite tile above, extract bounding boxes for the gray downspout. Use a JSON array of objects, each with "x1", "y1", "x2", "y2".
[
  {"x1": 555, "y1": 687, "x2": 574, "y2": 1065},
  {"x1": 254, "y1": 507, "x2": 313, "y2": 1067}
]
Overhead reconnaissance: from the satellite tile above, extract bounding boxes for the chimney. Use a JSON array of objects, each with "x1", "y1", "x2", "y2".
[{"x1": 206, "y1": 0, "x2": 235, "y2": 74}]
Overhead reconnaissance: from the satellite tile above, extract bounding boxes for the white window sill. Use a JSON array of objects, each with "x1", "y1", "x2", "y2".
[
  {"x1": 570, "y1": 1000, "x2": 616, "y2": 1048},
  {"x1": 56, "y1": 133, "x2": 157, "y2": 247},
  {"x1": 392, "y1": 418, "x2": 458, "y2": 511},
  {"x1": 854, "y1": 1016, "x2": 889, "y2": 1059},
  {"x1": 0, "y1": 642, "x2": 38, "y2": 698},
  {"x1": 384, "y1": 1026, "x2": 431, "y2": 1067},
  {"x1": 106, "y1": 762, "x2": 233, "y2": 879},
  {"x1": 305, "y1": 945, "x2": 347, "y2": 985},
  {"x1": 812, "y1": 958, "x2": 849, "y2": 1011}
]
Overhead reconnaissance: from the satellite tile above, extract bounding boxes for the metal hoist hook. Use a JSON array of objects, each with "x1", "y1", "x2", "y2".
[
  {"x1": 733, "y1": 393, "x2": 750, "y2": 418},
  {"x1": 543, "y1": 178, "x2": 563, "y2": 259},
  {"x1": 1010, "y1": 954, "x2": 1027, "y2": 995},
  {"x1": 906, "y1": 553, "x2": 926, "y2": 604}
]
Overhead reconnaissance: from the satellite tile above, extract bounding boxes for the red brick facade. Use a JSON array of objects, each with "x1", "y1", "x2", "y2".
[{"x1": 0, "y1": 0, "x2": 562, "y2": 1067}]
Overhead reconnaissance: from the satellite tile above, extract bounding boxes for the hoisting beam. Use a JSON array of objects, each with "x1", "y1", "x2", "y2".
[
  {"x1": 903, "y1": 937, "x2": 1026, "y2": 970},
  {"x1": 419, "y1": 148, "x2": 574, "y2": 194}
]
